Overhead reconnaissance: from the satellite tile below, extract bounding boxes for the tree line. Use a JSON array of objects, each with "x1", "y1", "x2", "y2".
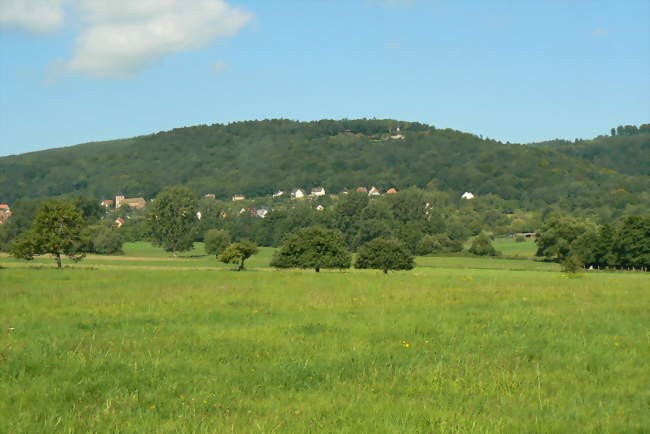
[{"x1": 2, "y1": 185, "x2": 648, "y2": 271}]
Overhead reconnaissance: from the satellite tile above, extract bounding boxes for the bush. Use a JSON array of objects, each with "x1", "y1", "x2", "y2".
[
  {"x1": 468, "y1": 233, "x2": 498, "y2": 256},
  {"x1": 91, "y1": 225, "x2": 124, "y2": 255},
  {"x1": 271, "y1": 226, "x2": 351, "y2": 272},
  {"x1": 204, "y1": 229, "x2": 231, "y2": 257},
  {"x1": 355, "y1": 238, "x2": 414, "y2": 274}
]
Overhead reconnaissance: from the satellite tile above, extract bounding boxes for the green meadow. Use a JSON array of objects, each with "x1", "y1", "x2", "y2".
[{"x1": 0, "y1": 242, "x2": 648, "y2": 433}]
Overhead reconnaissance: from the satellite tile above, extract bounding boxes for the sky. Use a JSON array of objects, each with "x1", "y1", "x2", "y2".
[{"x1": 0, "y1": 0, "x2": 648, "y2": 157}]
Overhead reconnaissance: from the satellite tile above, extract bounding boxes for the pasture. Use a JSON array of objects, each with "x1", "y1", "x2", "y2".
[{"x1": 0, "y1": 242, "x2": 648, "y2": 433}]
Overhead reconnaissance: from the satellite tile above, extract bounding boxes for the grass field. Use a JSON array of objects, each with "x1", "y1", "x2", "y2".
[{"x1": 1, "y1": 243, "x2": 648, "y2": 432}]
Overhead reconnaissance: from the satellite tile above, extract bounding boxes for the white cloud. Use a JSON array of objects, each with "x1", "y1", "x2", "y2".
[
  {"x1": 65, "y1": 0, "x2": 252, "y2": 78},
  {"x1": 1, "y1": 0, "x2": 251, "y2": 78},
  {"x1": 0, "y1": 0, "x2": 66, "y2": 33}
]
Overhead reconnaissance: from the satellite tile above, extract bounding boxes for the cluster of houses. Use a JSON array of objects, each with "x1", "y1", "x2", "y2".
[{"x1": 0, "y1": 203, "x2": 11, "y2": 225}]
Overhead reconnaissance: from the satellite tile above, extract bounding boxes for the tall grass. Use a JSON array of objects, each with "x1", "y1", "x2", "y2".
[{"x1": 1, "y1": 262, "x2": 648, "y2": 432}]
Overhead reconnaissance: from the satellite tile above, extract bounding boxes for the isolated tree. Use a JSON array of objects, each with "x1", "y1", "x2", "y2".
[
  {"x1": 147, "y1": 186, "x2": 198, "y2": 256},
  {"x1": 204, "y1": 229, "x2": 231, "y2": 257},
  {"x1": 271, "y1": 226, "x2": 351, "y2": 272},
  {"x1": 355, "y1": 238, "x2": 414, "y2": 274},
  {"x1": 219, "y1": 239, "x2": 258, "y2": 271},
  {"x1": 10, "y1": 201, "x2": 87, "y2": 268},
  {"x1": 468, "y1": 233, "x2": 498, "y2": 256}
]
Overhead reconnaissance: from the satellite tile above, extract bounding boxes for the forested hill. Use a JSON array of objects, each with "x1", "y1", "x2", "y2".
[
  {"x1": 529, "y1": 124, "x2": 650, "y2": 176},
  {"x1": 1, "y1": 119, "x2": 648, "y2": 211}
]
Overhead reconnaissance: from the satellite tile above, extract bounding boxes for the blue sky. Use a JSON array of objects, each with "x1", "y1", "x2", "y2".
[{"x1": 0, "y1": 0, "x2": 648, "y2": 156}]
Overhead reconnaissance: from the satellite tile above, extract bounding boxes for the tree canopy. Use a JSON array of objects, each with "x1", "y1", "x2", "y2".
[
  {"x1": 10, "y1": 201, "x2": 87, "y2": 268},
  {"x1": 147, "y1": 185, "x2": 198, "y2": 255},
  {"x1": 271, "y1": 226, "x2": 351, "y2": 272},
  {"x1": 218, "y1": 240, "x2": 258, "y2": 271},
  {"x1": 354, "y1": 238, "x2": 414, "y2": 273}
]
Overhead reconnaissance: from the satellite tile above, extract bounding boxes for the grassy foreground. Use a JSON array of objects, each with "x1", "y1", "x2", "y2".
[{"x1": 0, "y1": 246, "x2": 648, "y2": 432}]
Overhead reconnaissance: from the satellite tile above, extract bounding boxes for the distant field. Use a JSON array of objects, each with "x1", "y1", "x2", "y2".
[
  {"x1": 1, "y1": 243, "x2": 648, "y2": 432},
  {"x1": 492, "y1": 237, "x2": 538, "y2": 258}
]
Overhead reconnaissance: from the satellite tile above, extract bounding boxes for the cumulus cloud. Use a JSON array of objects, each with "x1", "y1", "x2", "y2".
[
  {"x1": 65, "y1": 0, "x2": 252, "y2": 78},
  {"x1": 1, "y1": 0, "x2": 252, "y2": 78},
  {"x1": 0, "y1": 0, "x2": 66, "y2": 33}
]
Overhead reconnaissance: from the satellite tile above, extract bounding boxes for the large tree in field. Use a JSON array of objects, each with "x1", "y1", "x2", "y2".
[
  {"x1": 10, "y1": 201, "x2": 87, "y2": 269},
  {"x1": 271, "y1": 226, "x2": 351, "y2": 272},
  {"x1": 147, "y1": 186, "x2": 198, "y2": 256},
  {"x1": 354, "y1": 238, "x2": 414, "y2": 274}
]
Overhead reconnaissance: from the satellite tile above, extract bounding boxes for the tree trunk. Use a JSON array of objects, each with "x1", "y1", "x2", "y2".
[
  {"x1": 315, "y1": 267, "x2": 320, "y2": 273},
  {"x1": 55, "y1": 253, "x2": 62, "y2": 269},
  {"x1": 383, "y1": 268, "x2": 388, "y2": 274},
  {"x1": 238, "y1": 260, "x2": 245, "y2": 271}
]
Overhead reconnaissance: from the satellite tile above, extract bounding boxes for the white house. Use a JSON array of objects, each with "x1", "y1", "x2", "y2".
[
  {"x1": 311, "y1": 186, "x2": 326, "y2": 197},
  {"x1": 368, "y1": 186, "x2": 381, "y2": 196},
  {"x1": 232, "y1": 194, "x2": 246, "y2": 201},
  {"x1": 316, "y1": 205, "x2": 325, "y2": 211},
  {"x1": 291, "y1": 188, "x2": 306, "y2": 199},
  {"x1": 461, "y1": 192, "x2": 475, "y2": 200},
  {"x1": 272, "y1": 190, "x2": 285, "y2": 198}
]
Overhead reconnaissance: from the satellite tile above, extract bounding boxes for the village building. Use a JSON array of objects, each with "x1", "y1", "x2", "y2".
[
  {"x1": 115, "y1": 217, "x2": 125, "y2": 228},
  {"x1": 100, "y1": 199, "x2": 114, "y2": 208},
  {"x1": 310, "y1": 187, "x2": 326, "y2": 197},
  {"x1": 0, "y1": 203, "x2": 11, "y2": 224},
  {"x1": 256, "y1": 207, "x2": 270, "y2": 218},
  {"x1": 316, "y1": 204, "x2": 325, "y2": 211},
  {"x1": 386, "y1": 187, "x2": 398, "y2": 194},
  {"x1": 232, "y1": 194, "x2": 246, "y2": 201},
  {"x1": 204, "y1": 194, "x2": 216, "y2": 200},
  {"x1": 291, "y1": 188, "x2": 306, "y2": 199},
  {"x1": 115, "y1": 195, "x2": 146, "y2": 210},
  {"x1": 356, "y1": 186, "x2": 368, "y2": 193},
  {"x1": 461, "y1": 192, "x2": 475, "y2": 200},
  {"x1": 368, "y1": 186, "x2": 381, "y2": 196},
  {"x1": 272, "y1": 190, "x2": 285, "y2": 198}
]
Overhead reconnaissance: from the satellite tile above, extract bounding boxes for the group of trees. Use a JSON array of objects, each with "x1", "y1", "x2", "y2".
[
  {"x1": 535, "y1": 215, "x2": 650, "y2": 270},
  {"x1": 3, "y1": 183, "x2": 647, "y2": 272}
]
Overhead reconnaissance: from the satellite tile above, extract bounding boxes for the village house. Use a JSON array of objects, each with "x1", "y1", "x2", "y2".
[
  {"x1": 310, "y1": 186, "x2": 326, "y2": 197},
  {"x1": 390, "y1": 127, "x2": 405, "y2": 140},
  {"x1": 232, "y1": 194, "x2": 246, "y2": 201},
  {"x1": 461, "y1": 192, "x2": 475, "y2": 200},
  {"x1": 368, "y1": 186, "x2": 381, "y2": 196},
  {"x1": 0, "y1": 203, "x2": 11, "y2": 224},
  {"x1": 100, "y1": 199, "x2": 114, "y2": 208},
  {"x1": 203, "y1": 194, "x2": 216, "y2": 200},
  {"x1": 115, "y1": 195, "x2": 146, "y2": 210},
  {"x1": 115, "y1": 217, "x2": 125, "y2": 228},
  {"x1": 256, "y1": 207, "x2": 270, "y2": 218},
  {"x1": 272, "y1": 190, "x2": 285, "y2": 198},
  {"x1": 291, "y1": 188, "x2": 306, "y2": 199},
  {"x1": 386, "y1": 188, "x2": 398, "y2": 194},
  {"x1": 356, "y1": 186, "x2": 368, "y2": 193},
  {"x1": 316, "y1": 204, "x2": 325, "y2": 211}
]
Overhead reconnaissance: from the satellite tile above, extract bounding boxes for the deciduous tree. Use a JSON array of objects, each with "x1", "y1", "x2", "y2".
[{"x1": 10, "y1": 201, "x2": 87, "y2": 268}]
